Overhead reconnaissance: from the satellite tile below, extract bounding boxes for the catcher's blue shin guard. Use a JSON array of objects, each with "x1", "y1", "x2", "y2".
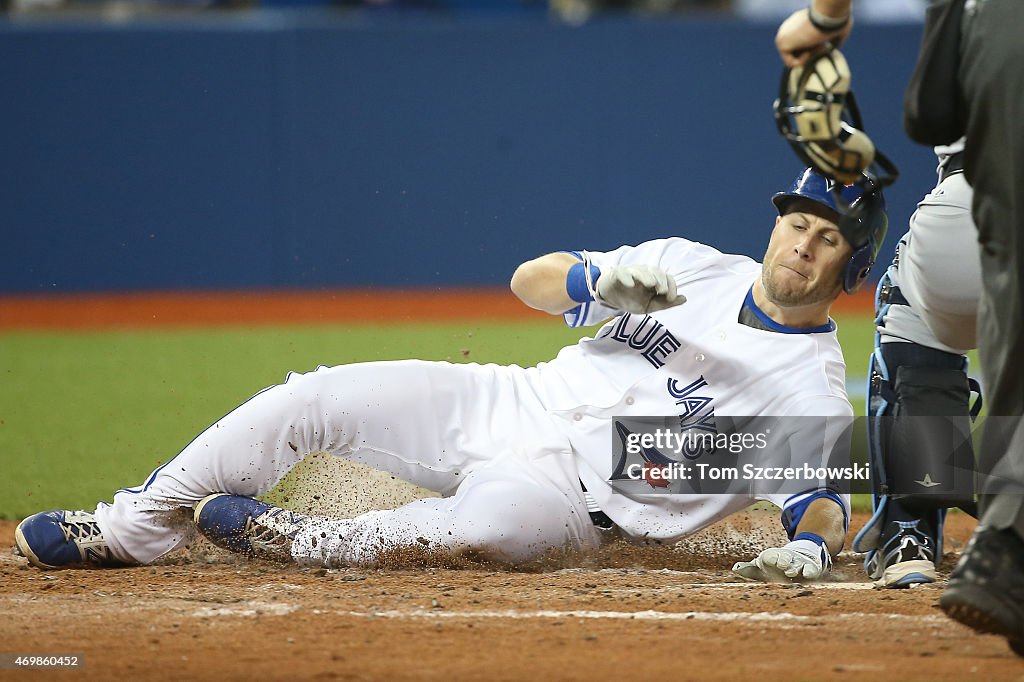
[{"x1": 853, "y1": 268, "x2": 981, "y2": 585}]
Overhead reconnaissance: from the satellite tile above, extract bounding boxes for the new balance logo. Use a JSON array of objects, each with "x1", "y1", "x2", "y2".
[{"x1": 83, "y1": 545, "x2": 113, "y2": 564}]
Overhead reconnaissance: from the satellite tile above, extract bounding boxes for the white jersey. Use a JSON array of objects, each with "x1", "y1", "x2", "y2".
[
  {"x1": 527, "y1": 237, "x2": 853, "y2": 542},
  {"x1": 89, "y1": 235, "x2": 854, "y2": 567}
]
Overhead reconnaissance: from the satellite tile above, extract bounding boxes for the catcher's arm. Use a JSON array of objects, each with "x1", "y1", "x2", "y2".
[
  {"x1": 776, "y1": 1, "x2": 854, "y2": 67},
  {"x1": 511, "y1": 252, "x2": 684, "y2": 316}
]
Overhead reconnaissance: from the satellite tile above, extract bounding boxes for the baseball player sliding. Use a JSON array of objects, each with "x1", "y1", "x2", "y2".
[{"x1": 15, "y1": 167, "x2": 887, "y2": 583}]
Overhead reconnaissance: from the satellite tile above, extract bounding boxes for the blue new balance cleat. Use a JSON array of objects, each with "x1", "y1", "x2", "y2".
[
  {"x1": 194, "y1": 494, "x2": 309, "y2": 563},
  {"x1": 14, "y1": 510, "x2": 125, "y2": 569}
]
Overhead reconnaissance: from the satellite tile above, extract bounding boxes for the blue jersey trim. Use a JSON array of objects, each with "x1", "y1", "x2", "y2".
[
  {"x1": 565, "y1": 304, "x2": 583, "y2": 327},
  {"x1": 560, "y1": 251, "x2": 590, "y2": 327},
  {"x1": 743, "y1": 287, "x2": 835, "y2": 334},
  {"x1": 567, "y1": 299, "x2": 591, "y2": 328},
  {"x1": 559, "y1": 251, "x2": 588, "y2": 328}
]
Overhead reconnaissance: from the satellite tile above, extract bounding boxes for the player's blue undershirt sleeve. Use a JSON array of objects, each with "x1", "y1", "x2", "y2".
[{"x1": 560, "y1": 250, "x2": 618, "y2": 328}]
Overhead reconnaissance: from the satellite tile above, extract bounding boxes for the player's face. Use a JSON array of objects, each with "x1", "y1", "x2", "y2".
[{"x1": 761, "y1": 206, "x2": 853, "y2": 307}]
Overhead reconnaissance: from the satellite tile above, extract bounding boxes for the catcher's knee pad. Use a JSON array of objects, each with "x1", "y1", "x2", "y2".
[
  {"x1": 854, "y1": 327, "x2": 981, "y2": 556},
  {"x1": 870, "y1": 341, "x2": 979, "y2": 509},
  {"x1": 868, "y1": 268, "x2": 980, "y2": 503}
]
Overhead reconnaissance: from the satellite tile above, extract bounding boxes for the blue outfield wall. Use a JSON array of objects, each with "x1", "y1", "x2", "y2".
[{"x1": 0, "y1": 13, "x2": 940, "y2": 294}]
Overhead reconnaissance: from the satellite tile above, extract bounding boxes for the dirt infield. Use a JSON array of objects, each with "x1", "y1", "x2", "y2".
[
  {"x1": 0, "y1": 288, "x2": 874, "y2": 330},
  {"x1": 0, "y1": 290, "x2": 1003, "y2": 680},
  {"x1": 3, "y1": 511, "x2": 1022, "y2": 681}
]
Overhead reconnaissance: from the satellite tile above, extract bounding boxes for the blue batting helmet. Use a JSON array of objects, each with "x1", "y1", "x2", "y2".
[{"x1": 772, "y1": 168, "x2": 888, "y2": 294}]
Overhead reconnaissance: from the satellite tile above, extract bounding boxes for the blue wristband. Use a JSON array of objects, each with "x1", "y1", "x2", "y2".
[
  {"x1": 793, "y1": 532, "x2": 826, "y2": 547},
  {"x1": 566, "y1": 261, "x2": 601, "y2": 304}
]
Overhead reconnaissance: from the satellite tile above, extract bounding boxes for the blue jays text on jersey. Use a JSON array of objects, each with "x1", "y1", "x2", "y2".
[{"x1": 596, "y1": 313, "x2": 682, "y2": 368}]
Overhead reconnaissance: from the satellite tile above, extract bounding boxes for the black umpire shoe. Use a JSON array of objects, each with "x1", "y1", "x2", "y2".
[{"x1": 940, "y1": 525, "x2": 1024, "y2": 656}]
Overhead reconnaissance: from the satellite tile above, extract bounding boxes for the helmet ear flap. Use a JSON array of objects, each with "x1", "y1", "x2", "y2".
[
  {"x1": 843, "y1": 243, "x2": 875, "y2": 294},
  {"x1": 838, "y1": 188, "x2": 888, "y2": 293}
]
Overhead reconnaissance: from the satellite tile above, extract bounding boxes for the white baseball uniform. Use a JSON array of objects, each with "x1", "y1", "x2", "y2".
[{"x1": 94, "y1": 237, "x2": 853, "y2": 567}]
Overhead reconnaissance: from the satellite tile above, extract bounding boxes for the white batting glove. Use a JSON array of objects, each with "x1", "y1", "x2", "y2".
[
  {"x1": 594, "y1": 264, "x2": 685, "y2": 315},
  {"x1": 731, "y1": 539, "x2": 832, "y2": 583}
]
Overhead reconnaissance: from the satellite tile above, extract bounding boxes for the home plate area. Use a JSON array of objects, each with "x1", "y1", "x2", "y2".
[{"x1": 1, "y1": 510, "x2": 1021, "y2": 681}]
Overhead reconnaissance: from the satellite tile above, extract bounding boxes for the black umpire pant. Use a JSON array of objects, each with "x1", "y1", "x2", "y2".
[{"x1": 959, "y1": 0, "x2": 1024, "y2": 533}]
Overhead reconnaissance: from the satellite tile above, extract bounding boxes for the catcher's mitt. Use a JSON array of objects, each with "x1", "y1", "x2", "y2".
[{"x1": 774, "y1": 46, "x2": 897, "y2": 188}]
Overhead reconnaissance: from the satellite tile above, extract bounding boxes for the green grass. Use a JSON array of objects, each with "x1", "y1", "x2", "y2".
[
  {"x1": 0, "y1": 322, "x2": 589, "y2": 518},
  {"x1": 1, "y1": 312, "x2": 883, "y2": 519},
  {"x1": 833, "y1": 314, "x2": 878, "y2": 411}
]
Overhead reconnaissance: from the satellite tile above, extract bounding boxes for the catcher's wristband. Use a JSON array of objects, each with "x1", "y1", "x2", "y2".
[
  {"x1": 807, "y1": 4, "x2": 850, "y2": 32},
  {"x1": 566, "y1": 258, "x2": 602, "y2": 304}
]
